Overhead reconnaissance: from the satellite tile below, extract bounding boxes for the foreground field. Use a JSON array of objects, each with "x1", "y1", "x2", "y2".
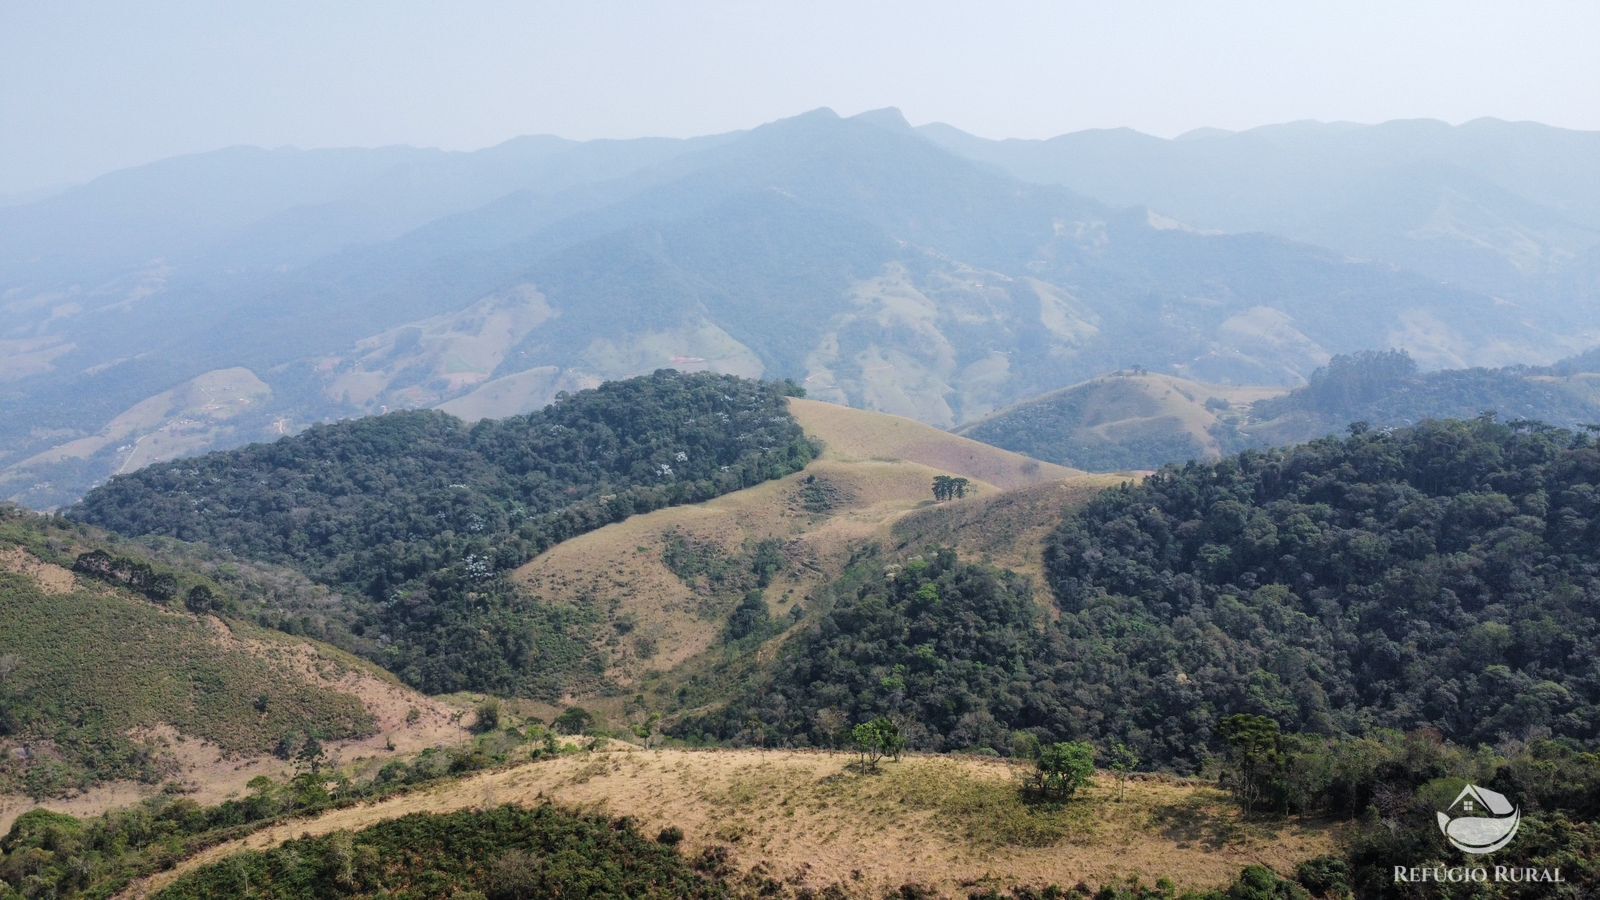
[{"x1": 127, "y1": 747, "x2": 1338, "y2": 898}]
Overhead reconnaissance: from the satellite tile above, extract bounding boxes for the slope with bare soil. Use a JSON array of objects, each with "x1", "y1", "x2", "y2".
[{"x1": 127, "y1": 748, "x2": 1339, "y2": 899}]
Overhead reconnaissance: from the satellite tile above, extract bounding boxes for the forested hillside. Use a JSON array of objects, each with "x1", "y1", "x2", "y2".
[
  {"x1": 70, "y1": 372, "x2": 816, "y2": 696},
  {"x1": 1249, "y1": 348, "x2": 1600, "y2": 441},
  {"x1": 689, "y1": 418, "x2": 1600, "y2": 773},
  {"x1": 1045, "y1": 417, "x2": 1600, "y2": 758}
]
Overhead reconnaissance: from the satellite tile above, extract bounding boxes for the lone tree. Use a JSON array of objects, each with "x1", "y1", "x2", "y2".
[
  {"x1": 931, "y1": 475, "x2": 971, "y2": 502},
  {"x1": 1028, "y1": 741, "x2": 1095, "y2": 800},
  {"x1": 1218, "y1": 714, "x2": 1286, "y2": 814},
  {"x1": 295, "y1": 735, "x2": 327, "y2": 775},
  {"x1": 851, "y1": 717, "x2": 905, "y2": 772},
  {"x1": 1107, "y1": 742, "x2": 1139, "y2": 801},
  {"x1": 185, "y1": 584, "x2": 218, "y2": 615}
]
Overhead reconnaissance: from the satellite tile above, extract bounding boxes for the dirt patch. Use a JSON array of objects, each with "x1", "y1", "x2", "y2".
[
  {"x1": 123, "y1": 748, "x2": 1338, "y2": 899},
  {"x1": 0, "y1": 547, "x2": 77, "y2": 594}
]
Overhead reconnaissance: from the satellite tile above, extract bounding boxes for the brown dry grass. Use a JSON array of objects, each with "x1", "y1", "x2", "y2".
[
  {"x1": 960, "y1": 373, "x2": 1283, "y2": 462},
  {"x1": 892, "y1": 473, "x2": 1129, "y2": 593},
  {"x1": 790, "y1": 398, "x2": 1081, "y2": 487},
  {"x1": 124, "y1": 748, "x2": 1338, "y2": 899}
]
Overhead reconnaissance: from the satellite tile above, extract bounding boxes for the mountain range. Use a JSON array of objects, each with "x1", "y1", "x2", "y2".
[{"x1": 4, "y1": 109, "x2": 1598, "y2": 506}]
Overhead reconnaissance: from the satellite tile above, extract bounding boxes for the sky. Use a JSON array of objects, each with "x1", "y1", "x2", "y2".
[{"x1": 3, "y1": 0, "x2": 1599, "y2": 195}]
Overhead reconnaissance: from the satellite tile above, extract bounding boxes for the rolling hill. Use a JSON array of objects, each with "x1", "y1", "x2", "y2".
[
  {"x1": 959, "y1": 350, "x2": 1600, "y2": 471},
  {"x1": 5, "y1": 109, "x2": 1586, "y2": 507},
  {"x1": 512, "y1": 396, "x2": 1088, "y2": 709},
  {"x1": 957, "y1": 372, "x2": 1278, "y2": 471},
  {"x1": 69, "y1": 372, "x2": 817, "y2": 699},
  {"x1": 0, "y1": 507, "x2": 466, "y2": 831}
]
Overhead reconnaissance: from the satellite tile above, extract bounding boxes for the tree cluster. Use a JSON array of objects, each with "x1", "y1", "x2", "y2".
[{"x1": 931, "y1": 475, "x2": 970, "y2": 501}]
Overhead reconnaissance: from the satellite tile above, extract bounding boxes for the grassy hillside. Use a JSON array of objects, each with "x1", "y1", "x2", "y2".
[
  {"x1": 133, "y1": 748, "x2": 1337, "y2": 899},
  {"x1": 789, "y1": 398, "x2": 1079, "y2": 487},
  {"x1": 890, "y1": 474, "x2": 1126, "y2": 590},
  {"x1": 956, "y1": 373, "x2": 1277, "y2": 471},
  {"x1": 0, "y1": 507, "x2": 465, "y2": 818},
  {"x1": 0, "y1": 511, "x2": 373, "y2": 800}
]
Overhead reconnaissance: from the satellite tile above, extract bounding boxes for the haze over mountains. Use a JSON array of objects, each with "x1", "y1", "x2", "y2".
[{"x1": 4, "y1": 108, "x2": 1598, "y2": 506}]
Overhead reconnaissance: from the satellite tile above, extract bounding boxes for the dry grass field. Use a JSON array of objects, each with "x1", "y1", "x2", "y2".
[
  {"x1": 788, "y1": 397, "x2": 1081, "y2": 487},
  {"x1": 125, "y1": 747, "x2": 1339, "y2": 899}
]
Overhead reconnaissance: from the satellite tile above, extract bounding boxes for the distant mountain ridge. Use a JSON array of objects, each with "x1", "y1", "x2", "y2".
[
  {"x1": 919, "y1": 116, "x2": 1600, "y2": 314},
  {"x1": 961, "y1": 348, "x2": 1600, "y2": 471},
  {"x1": 4, "y1": 109, "x2": 1596, "y2": 505}
]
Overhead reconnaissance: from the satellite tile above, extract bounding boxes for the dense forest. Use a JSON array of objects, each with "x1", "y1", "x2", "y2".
[
  {"x1": 71, "y1": 372, "x2": 816, "y2": 695},
  {"x1": 676, "y1": 548, "x2": 1050, "y2": 753},
  {"x1": 689, "y1": 418, "x2": 1600, "y2": 773},
  {"x1": 1045, "y1": 417, "x2": 1600, "y2": 762}
]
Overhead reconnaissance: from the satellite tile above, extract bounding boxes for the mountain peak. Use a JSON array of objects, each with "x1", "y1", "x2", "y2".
[{"x1": 849, "y1": 107, "x2": 911, "y2": 130}]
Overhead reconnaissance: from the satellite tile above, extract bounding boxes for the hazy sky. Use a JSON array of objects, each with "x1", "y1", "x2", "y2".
[{"x1": 4, "y1": 0, "x2": 1598, "y2": 194}]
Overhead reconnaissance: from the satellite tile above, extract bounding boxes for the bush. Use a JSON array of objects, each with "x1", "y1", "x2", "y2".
[
  {"x1": 473, "y1": 699, "x2": 502, "y2": 733},
  {"x1": 1027, "y1": 742, "x2": 1094, "y2": 801},
  {"x1": 552, "y1": 706, "x2": 593, "y2": 735}
]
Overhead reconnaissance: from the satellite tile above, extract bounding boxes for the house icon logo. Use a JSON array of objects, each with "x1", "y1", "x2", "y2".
[{"x1": 1437, "y1": 785, "x2": 1520, "y2": 854}]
